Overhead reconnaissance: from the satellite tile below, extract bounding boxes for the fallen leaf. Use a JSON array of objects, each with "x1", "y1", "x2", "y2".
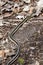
[
  {"x1": 3, "y1": 12, "x2": 13, "y2": 18},
  {"x1": 29, "y1": 7, "x2": 35, "y2": 14}
]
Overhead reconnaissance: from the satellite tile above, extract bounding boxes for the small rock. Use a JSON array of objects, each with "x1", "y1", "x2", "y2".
[
  {"x1": 30, "y1": 47, "x2": 35, "y2": 50},
  {"x1": 16, "y1": 15, "x2": 24, "y2": 19},
  {"x1": 37, "y1": 30, "x2": 40, "y2": 34},
  {"x1": 35, "y1": 61, "x2": 39, "y2": 65},
  {"x1": 35, "y1": 0, "x2": 43, "y2": 16},
  {"x1": 0, "y1": 0, "x2": 5, "y2": 6},
  {"x1": 23, "y1": 5, "x2": 30, "y2": 12},
  {"x1": 14, "y1": 3, "x2": 19, "y2": 8},
  {"x1": 6, "y1": 38, "x2": 8, "y2": 43},
  {"x1": 0, "y1": 20, "x2": 3, "y2": 26}
]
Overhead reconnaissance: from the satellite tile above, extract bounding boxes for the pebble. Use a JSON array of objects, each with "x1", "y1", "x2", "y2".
[
  {"x1": 16, "y1": 15, "x2": 24, "y2": 19},
  {"x1": 23, "y1": 5, "x2": 30, "y2": 12},
  {"x1": 35, "y1": 61, "x2": 39, "y2": 65},
  {"x1": 0, "y1": 0, "x2": 5, "y2": 6},
  {"x1": 0, "y1": 20, "x2": 3, "y2": 26}
]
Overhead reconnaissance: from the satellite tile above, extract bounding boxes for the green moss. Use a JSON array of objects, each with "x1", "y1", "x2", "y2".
[{"x1": 18, "y1": 57, "x2": 24, "y2": 65}]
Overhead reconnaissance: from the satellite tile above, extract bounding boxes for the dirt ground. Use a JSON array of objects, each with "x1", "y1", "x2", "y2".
[
  {"x1": 13, "y1": 18, "x2": 43, "y2": 65},
  {"x1": 0, "y1": 16, "x2": 43, "y2": 65}
]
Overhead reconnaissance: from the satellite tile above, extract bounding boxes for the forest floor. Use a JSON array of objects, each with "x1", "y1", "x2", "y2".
[{"x1": 0, "y1": 0, "x2": 43, "y2": 65}]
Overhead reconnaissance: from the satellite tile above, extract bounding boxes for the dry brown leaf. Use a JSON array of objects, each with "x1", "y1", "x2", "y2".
[
  {"x1": 3, "y1": 12, "x2": 13, "y2": 18},
  {"x1": 42, "y1": 13, "x2": 43, "y2": 16},
  {"x1": 12, "y1": 7, "x2": 21, "y2": 13},
  {"x1": 29, "y1": 7, "x2": 35, "y2": 14},
  {"x1": 0, "y1": 50, "x2": 5, "y2": 58}
]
